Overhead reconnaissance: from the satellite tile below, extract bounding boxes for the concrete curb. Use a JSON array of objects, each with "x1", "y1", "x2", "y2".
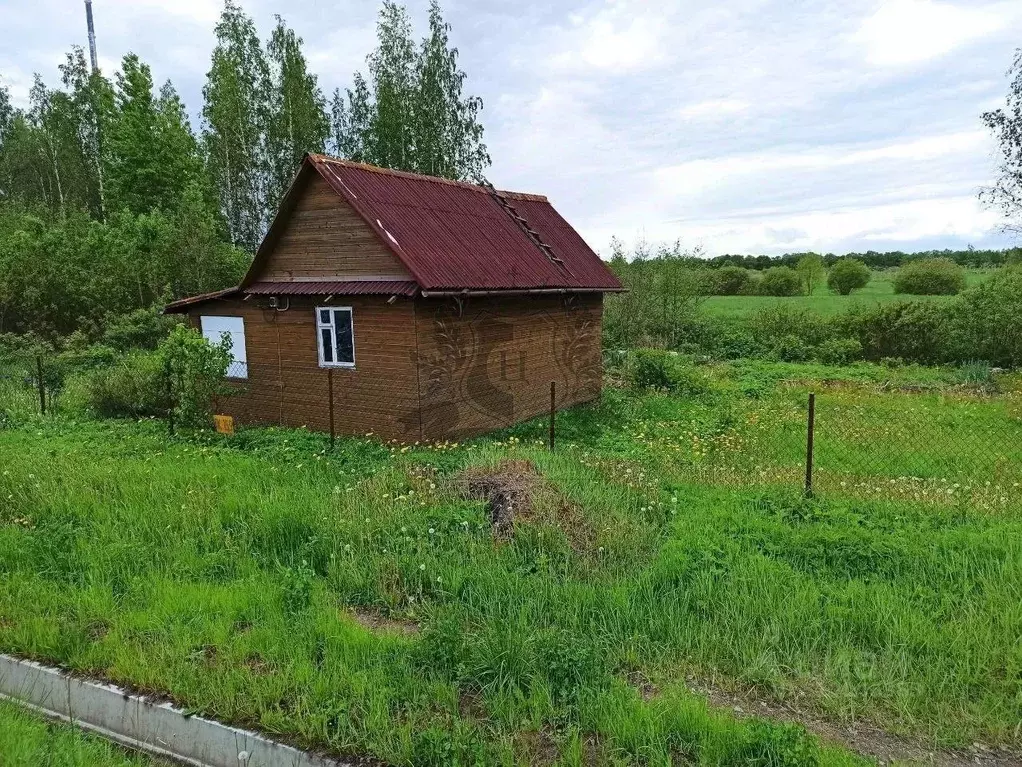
[{"x1": 0, "y1": 653, "x2": 350, "y2": 767}]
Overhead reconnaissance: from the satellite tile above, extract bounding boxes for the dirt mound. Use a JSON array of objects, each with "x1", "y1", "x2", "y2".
[
  {"x1": 458, "y1": 459, "x2": 541, "y2": 540},
  {"x1": 457, "y1": 459, "x2": 597, "y2": 553}
]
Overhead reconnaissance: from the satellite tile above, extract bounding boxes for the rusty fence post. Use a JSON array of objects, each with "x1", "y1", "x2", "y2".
[
  {"x1": 327, "y1": 368, "x2": 336, "y2": 451},
  {"x1": 36, "y1": 355, "x2": 45, "y2": 415},
  {"x1": 549, "y1": 381, "x2": 556, "y2": 452},
  {"x1": 805, "y1": 392, "x2": 816, "y2": 497}
]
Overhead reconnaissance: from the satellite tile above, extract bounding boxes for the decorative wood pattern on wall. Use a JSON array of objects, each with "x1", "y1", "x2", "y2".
[
  {"x1": 411, "y1": 294, "x2": 603, "y2": 441},
  {"x1": 187, "y1": 293, "x2": 603, "y2": 442},
  {"x1": 260, "y1": 174, "x2": 413, "y2": 283}
]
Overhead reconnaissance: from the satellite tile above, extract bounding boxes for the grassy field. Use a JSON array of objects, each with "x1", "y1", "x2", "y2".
[
  {"x1": 0, "y1": 698, "x2": 166, "y2": 766},
  {"x1": 702, "y1": 269, "x2": 993, "y2": 318},
  {"x1": 0, "y1": 360, "x2": 1020, "y2": 765}
]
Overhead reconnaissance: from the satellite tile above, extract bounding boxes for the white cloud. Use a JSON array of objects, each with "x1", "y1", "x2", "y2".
[
  {"x1": 101, "y1": 0, "x2": 222, "y2": 25},
  {"x1": 676, "y1": 98, "x2": 750, "y2": 120},
  {"x1": 547, "y1": 0, "x2": 674, "y2": 74},
  {"x1": 589, "y1": 195, "x2": 1001, "y2": 256},
  {"x1": 855, "y1": 0, "x2": 1004, "y2": 67},
  {"x1": 653, "y1": 130, "x2": 989, "y2": 196}
]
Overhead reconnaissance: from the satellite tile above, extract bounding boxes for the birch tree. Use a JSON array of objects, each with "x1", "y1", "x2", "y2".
[
  {"x1": 332, "y1": 1, "x2": 489, "y2": 182},
  {"x1": 265, "y1": 15, "x2": 329, "y2": 215},
  {"x1": 983, "y1": 49, "x2": 1022, "y2": 234},
  {"x1": 413, "y1": 0, "x2": 489, "y2": 180},
  {"x1": 202, "y1": 0, "x2": 270, "y2": 251}
]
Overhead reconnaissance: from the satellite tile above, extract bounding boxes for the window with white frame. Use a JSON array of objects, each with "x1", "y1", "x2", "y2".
[
  {"x1": 200, "y1": 315, "x2": 248, "y2": 379},
  {"x1": 316, "y1": 307, "x2": 355, "y2": 367}
]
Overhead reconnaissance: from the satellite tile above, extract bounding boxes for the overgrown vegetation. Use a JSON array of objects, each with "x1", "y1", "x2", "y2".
[
  {"x1": 604, "y1": 243, "x2": 1022, "y2": 368},
  {"x1": 0, "y1": 0, "x2": 488, "y2": 338},
  {"x1": 1, "y1": 360, "x2": 1019, "y2": 764}
]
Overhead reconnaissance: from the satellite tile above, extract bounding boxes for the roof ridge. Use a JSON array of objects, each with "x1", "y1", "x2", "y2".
[{"x1": 308, "y1": 153, "x2": 548, "y2": 202}]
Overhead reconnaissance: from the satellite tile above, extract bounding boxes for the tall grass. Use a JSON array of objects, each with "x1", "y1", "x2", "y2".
[{"x1": 0, "y1": 361, "x2": 1019, "y2": 764}]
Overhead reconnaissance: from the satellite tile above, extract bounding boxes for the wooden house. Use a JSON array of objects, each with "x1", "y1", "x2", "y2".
[{"x1": 165, "y1": 154, "x2": 624, "y2": 441}]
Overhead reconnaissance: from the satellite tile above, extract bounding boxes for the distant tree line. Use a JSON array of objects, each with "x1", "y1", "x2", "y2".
[{"x1": 0, "y1": 0, "x2": 489, "y2": 338}]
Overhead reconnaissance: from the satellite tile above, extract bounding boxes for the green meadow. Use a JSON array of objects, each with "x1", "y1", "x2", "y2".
[
  {"x1": 1, "y1": 360, "x2": 1020, "y2": 765},
  {"x1": 701, "y1": 268, "x2": 994, "y2": 318}
]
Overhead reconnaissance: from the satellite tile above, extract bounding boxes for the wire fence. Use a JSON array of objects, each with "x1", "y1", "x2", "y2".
[
  {"x1": 0, "y1": 351, "x2": 177, "y2": 431},
  {"x1": 681, "y1": 386, "x2": 1022, "y2": 512},
  {"x1": 3, "y1": 350, "x2": 1021, "y2": 512},
  {"x1": 0, "y1": 353, "x2": 51, "y2": 419}
]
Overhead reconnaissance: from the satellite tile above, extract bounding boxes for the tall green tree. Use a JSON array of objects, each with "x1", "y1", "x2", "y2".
[
  {"x1": 58, "y1": 46, "x2": 113, "y2": 220},
  {"x1": 27, "y1": 76, "x2": 74, "y2": 215},
  {"x1": 202, "y1": 0, "x2": 270, "y2": 252},
  {"x1": 331, "y1": 75, "x2": 372, "y2": 163},
  {"x1": 332, "y1": 0, "x2": 489, "y2": 181},
  {"x1": 983, "y1": 49, "x2": 1022, "y2": 234},
  {"x1": 265, "y1": 15, "x2": 329, "y2": 214},
  {"x1": 412, "y1": 0, "x2": 489, "y2": 179},
  {"x1": 106, "y1": 54, "x2": 205, "y2": 215},
  {"x1": 366, "y1": 1, "x2": 417, "y2": 170},
  {"x1": 796, "y1": 253, "x2": 825, "y2": 295},
  {"x1": 0, "y1": 50, "x2": 113, "y2": 218}
]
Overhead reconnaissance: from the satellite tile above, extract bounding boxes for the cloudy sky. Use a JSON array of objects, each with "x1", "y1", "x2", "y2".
[{"x1": 2, "y1": 0, "x2": 1021, "y2": 256}]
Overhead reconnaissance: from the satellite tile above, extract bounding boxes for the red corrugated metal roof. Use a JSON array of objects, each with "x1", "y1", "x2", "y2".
[
  {"x1": 306, "y1": 155, "x2": 623, "y2": 292},
  {"x1": 245, "y1": 280, "x2": 419, "y2": 297}
]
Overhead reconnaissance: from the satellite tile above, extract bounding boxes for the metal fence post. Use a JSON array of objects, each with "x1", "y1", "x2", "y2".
[
  {"x1": 327, "y1": 368, "x2": 335, "y2": 451},
  {"x1": 805, "y1": 392, "x2": 816, "y2": 497},
  {"x1": 36, "y1": 356, "x2": 45, "y2": 415},
  {"x1": 165, "y1": 357, "x2": 175, "y2": 436},
  {"x1": 549, "y1": 381, "x2": 556, "y2": 452}
]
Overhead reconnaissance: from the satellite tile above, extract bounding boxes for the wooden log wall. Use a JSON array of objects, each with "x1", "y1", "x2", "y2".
[
  {"x1": 260, "y1": 174, "x2": 412, "y2": 282},
  {"x1": 187, "y1": 293, "x2": 604, "y2": 443}
]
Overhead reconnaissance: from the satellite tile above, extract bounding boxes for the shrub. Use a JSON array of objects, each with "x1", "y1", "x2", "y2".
[
  {"x1": 759, "y1": 266, "x2": 803, "y2": 296},
  {"x1": 771, "y1": 334, "x2": 813, "y2": 362},
  {"x1": 827, "y1": 259, "x2": 871, "y2": 295},
  {"x1": 85, "y1": 351, "x2": 168, "y2": 418},
  {"x1": 102, "y1": 307, "x2": 180, "y2": 351},
  {"x1": 749, "y1": 305, "x2": 832, "y2": 349},
  {"x1": 893, "y1": 258, "x2": 965, "y2": 295},
  {"x1": 159, "y1": 325, "x2": 233, "y2": 427},
  {"x1": 948, "y1": 269, "x2": 1022, "y2": 366},
  {"x1": 816, "y1": 337, "x2": 863, "y2": 365},
  {"x1": 839, "y1": 301, "x2": 950, "y2": 364},
  {"x1": 707, "y1": 321, "x2": 761, "y2": 360},
  {"x1": 628, "y1": 349, "x2": 708, "y2": 394},
  {"x1": 711, "y1": 266, "x2": 752, "y2": 296}
]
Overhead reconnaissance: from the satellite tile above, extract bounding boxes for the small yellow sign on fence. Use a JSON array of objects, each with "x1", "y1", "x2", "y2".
[{"x1": 213, "y1": 414, "x2": 235, "y2": 435}]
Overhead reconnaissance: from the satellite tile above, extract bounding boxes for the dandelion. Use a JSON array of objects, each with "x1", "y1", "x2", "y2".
[
  {"x1": 428, "y1": 527, "x2": 435, "y2": 535},
  {"x1": 419, "y1": 564, "x2": 426, "y2": 571}
]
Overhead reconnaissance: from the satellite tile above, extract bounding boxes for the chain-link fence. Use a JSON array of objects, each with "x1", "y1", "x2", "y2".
[
  {"x1": 0, "y1": 351, "x2": 179, "y2": 431},
  {"x1": 675, "y1": 386, "x2": 1022, "y2": 511},
  {"x1": 0, "y1": 353, "x2": 52, "y2": 420}
]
